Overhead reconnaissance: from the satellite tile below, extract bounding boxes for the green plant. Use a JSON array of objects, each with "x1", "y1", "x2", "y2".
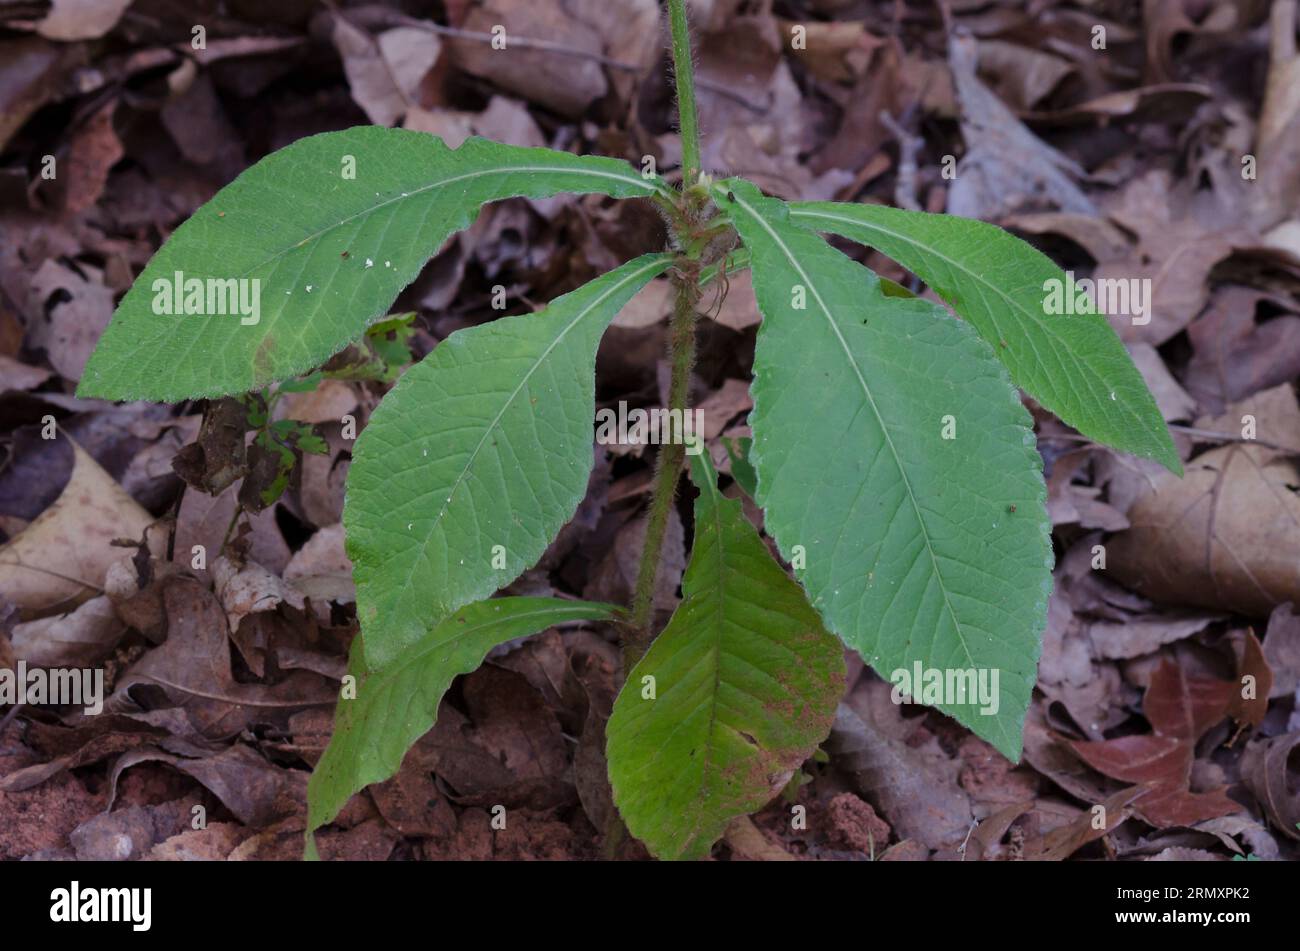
[{"x1": 79, "y1": 2, "x2": 1177, "y2": 860}]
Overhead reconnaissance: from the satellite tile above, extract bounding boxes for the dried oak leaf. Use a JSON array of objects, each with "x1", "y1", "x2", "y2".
[{"x1": 1069, "y1": 659, "x2": 1241, "y2": 828}]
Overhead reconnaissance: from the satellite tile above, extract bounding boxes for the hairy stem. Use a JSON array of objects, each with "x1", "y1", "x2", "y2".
[
  {"x1": 604, "y1": 259, "x2": 701, "y2": 862},
  {"x1": 666, "y1": 0, "x2": 703, "y2": 188},
  {"x1": 602, "y1": 1, "x2": 706, "y2": 858},
  {"x1": 625, "y1": 263, "x2": 701, "y2": 665},
  {"x1": 623, "y1": 0, "x2": 706, "y2": 665}
]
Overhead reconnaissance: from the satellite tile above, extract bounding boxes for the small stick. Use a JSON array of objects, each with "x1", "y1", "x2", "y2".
[{"x1": 879, "y1": 110, "x2": 922, "y2": 211}]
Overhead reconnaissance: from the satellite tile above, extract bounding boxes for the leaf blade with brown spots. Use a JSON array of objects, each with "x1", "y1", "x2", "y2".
[{"x1": 606, "y1": 453, "x2": 845, "y2": 861}]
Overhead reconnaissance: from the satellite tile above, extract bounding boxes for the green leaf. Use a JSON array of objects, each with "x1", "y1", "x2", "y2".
[
  {"x1": 346, "y1": 253, "x2": 671, "y2": 666},
  {"x1": 306, "y1": 597, "x2": 617, "y2": 840},
  {"x1": 277, "y1": 371, "x2": 325, "y2": 394},
  {"x1": 606, "y1": 452, "x2": 845, "y2": 860},
  {"x1": 360, "y1": 312, "x2": 417, "y2": 381},
  {"x1": 78, "y1": 128, "x2": 664, "y2": 402},
  {"x1": 788, "y1": 201, "x2": 1181, "y2": 474},
  {"x1": 718, "y1": 179, "x2": 1052, "y2": 760},
  {"x1": 721, "y1": 435, "x2": 758, "y2": 499}
]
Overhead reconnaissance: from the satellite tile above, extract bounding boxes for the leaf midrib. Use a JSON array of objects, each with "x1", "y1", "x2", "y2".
[
  {"x1": 385, "y1": 255, "x2": 671, "y2": 616},
  {"x1": 98, "y1": 162, "x2": 661, "y2": 402},
  {"x1": 729, "y1": 191, "x2": 978, "y2": 672},
  {"x1": 230, "y1": 163, "x2": 660, "y2": 284},
  {"x1": 363, "y1": 603, "x2": 612, "y2": 686},
  {"x1": 315, "y1": 600, "x2": 612, "y2": 825},
  {"x1": 695, "y1": 477, "x2": 729, "y2": 855},
  {"x1": 630, "y1": 485, "x2": 736, "y2": 857}
]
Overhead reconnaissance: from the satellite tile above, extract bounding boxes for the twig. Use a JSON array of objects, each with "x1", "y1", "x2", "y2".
[
  {"x1": 879, "y1": 109, "x2": 922, "y2": 211},
  {"x1": 166, "y1": 482, "x2": 186, "y2": 564},
  {"x1": 1168, "y1": 424, "x2": 1300, "y2": 456},
  {"x1": 134, "y1": 674, "x2": 334, "y2": 707}
]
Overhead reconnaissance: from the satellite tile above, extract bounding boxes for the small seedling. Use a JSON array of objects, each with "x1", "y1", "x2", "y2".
[{"x1": 80, "y1": 1, "x2": 1177, "y2": 860}]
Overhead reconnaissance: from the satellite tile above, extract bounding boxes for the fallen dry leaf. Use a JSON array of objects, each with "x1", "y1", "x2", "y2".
[
  {"x1": 36, "y1": 0, "x2": 133, "y2": 42},
  {"x1": 827, "y1": 693, "x2": 973, "y2": 850},
  {"x1": 1070, "y1": 659, "x2": 1241, "y2": 827},
  {"x1": 0, "y1": 438, "x2": 158, "y2": 616},
  {"x1": 946, "y1": 32, "x2": 1095, "y2": 219},
  {"x1": 332, "y1": 14, "x2": 409, "y2": 127},
  {"x1": 1184, "y1": 286, "x2": 1300, "y2": 413},
  {"x1": 10, "y1": 594, "x2": 124, "y2": 667},
  {"x1": 1261, "y1": 602, "x2": 1300, "y2": 699},
  {"x1": 1098, "y1": 171, "x2": 1247, "y2": 347},
  {"x1": 212, "y1": 555, "x2": 306, "y2": 638},
  {"x1": 1240, "y1": 730, "x2": 1300, "y2": 841},
  {"x1": 111, "y1": 576, "x2": 335, "y2": 738},
  {"x1": 448, "y1": 0, "x2": 608, "y2": 117},
  {"x1": 26, "y1": 259, "x2": 115, "y2": 382},
  {"x1": 1107, "y1": 386, "x2": 1300, "y2": 617}
]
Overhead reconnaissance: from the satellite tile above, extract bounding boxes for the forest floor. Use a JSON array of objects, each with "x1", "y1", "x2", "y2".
[{"x1": 1, "y1": 0, "x2": 1299, "y2": 860}]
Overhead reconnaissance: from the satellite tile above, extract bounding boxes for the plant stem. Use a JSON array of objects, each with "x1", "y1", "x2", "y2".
[
  {"x1": 622, "y1": 0, "x2": 707, "y2": 668},
  {"x1": 625, "y1": 263, "x2": 700, "y2": 667},
  {"x1": 604, "y1": 259, "x2": 700, "y2": 862},
  {"x1": 666, "y1": 0, "x2": 703, "y2": 188},
  {"x1": 603, "y1": 0, "x2": 708, "y2": 860}
]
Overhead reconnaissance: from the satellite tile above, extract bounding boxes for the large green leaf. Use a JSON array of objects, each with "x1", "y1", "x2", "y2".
[
  {"x1": 606, "y1": 453, "x2": 845, "y2": 860},
  {"x1": 719, "y1": 179, "x2": 1051, "y2": 760},
  {"x1": 346, "y1": 253, "x2": 671, "y2": 667},
  {"x1": 307, "y1": 597, "x2": 616, "y2": 841},
  {"x1": 78, "y1": 128, "x2": 664, "y2": 402},
  {"x1": 788, "y1": 201, "x2": 1180, "y2": 474}
]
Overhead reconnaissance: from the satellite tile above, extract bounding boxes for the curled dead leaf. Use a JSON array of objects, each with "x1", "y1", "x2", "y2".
[
  {"x1": 1240, "y1": 731, "x2": 1300, "y2": 841},
  {"x1": 0, "y1": 439, "x2": 158, "y2": 617},
  {"x1": 1108, "y1": 385, "x2": 1300, "y2": 616}
]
